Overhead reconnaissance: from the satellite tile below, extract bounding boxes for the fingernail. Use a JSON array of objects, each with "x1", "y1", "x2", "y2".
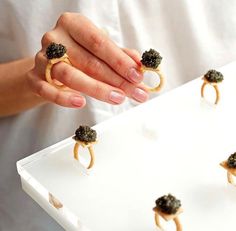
[
  {"x1": 132, "y1": 88, "x2": 149, "y2": 102},
  {"x1": 127, "y1": 68, "x2": 143, "y2": 83},
  {"x1": 109, "y1": 91, "x2": 125, "y2": 104},
  {"x1": 71, "y1": 96, "x2": 85, "y2": 107}
]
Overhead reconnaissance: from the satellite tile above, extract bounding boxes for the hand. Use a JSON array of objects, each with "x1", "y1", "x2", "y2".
[{"x1": 27, "y1": 13, "x2": 149, "y2": 108}]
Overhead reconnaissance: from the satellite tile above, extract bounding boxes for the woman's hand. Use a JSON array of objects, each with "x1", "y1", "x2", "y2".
[{"x1": 27, "y1": 13, "x2": 149, "y2": 108}]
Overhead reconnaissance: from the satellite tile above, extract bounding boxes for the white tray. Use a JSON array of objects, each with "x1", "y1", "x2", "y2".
[{"x1": 17, "y1": 61, "x2": 236, "y2": 231}]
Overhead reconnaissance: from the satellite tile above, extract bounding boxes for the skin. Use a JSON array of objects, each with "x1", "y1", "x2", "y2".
[{"x1": 0, "y1": 13, "x2": 149, "y2": 117}]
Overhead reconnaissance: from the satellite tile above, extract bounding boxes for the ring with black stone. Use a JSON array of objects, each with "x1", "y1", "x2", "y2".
[
  {"x1": 201, "y1": 69, "x2": 224, "y2": 104},
  {"x1": 73, "y1": 126, "x2": 97, "y2": 169},
  {"x1": 153, "y1": 194, "x2": 183, "y2": 231},
  {"x1": 140, "y1": 49, "x2": 165, "y2": 92},
  {"x1": 220, "y1": 152, "x2": 236, "y2": 186},
  {"x1": 45, "y1": 42, "x2": 72, "y2": 89}
]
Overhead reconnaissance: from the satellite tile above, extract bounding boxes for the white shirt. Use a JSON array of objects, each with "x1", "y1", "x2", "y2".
[{"x1": 0, "y1": 1, "x2": 236, "y2": 230}]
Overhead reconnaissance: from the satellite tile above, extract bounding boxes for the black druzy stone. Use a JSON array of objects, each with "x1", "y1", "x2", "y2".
[
  {"x1": 46, "y1": 43, "x2": 67, "y2": 59},
  {"x1": 227, "y1": 152, "x2": 236, "y2": 168},
  {"x1": 204, "y1": 69, "x2": 224, "y2": 83},
  {"x1": 74, "y1": 125, "x2": 97, "y2": 143},
  {"x1": 155, "y1": 194, "x2": 181, "y2": 215},
  {"x1": 141, "y1": 49, "x2": 162, "y2": 69}
]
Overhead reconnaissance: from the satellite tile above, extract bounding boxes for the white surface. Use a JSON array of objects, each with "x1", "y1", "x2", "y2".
[{"x1": 17, "y1": 61, "x2": 236, "y2": 231}]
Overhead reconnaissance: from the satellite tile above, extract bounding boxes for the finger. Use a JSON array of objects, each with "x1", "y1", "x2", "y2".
[
  {"x1": 34, "y1": 51, "x2": 48, "y2": 75},
  {"x1": 52, "y1": 62, "x2": 127, "y2": 105},
  {"x1": 27, "y1": 69, "x2": 86, "y2": 108},
  {"x1": 122, "y1": 48, "x2": 142, "y2": 66},
  {"x1": 56, "y1": 13, "x2": 143, "y2": 84}
]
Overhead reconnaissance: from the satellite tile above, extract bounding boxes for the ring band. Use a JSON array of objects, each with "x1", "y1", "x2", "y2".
[
  {"x1": 220, "y1": 161, "x2": 236, "y2": 186},
  {"x1": 140, "y1": 66, "x2": 164, "y2": 92},
  {"x1": 227, "y1": 171, "x2": 235, "y2": 185},
  {"x1": 45, "y1": 54, "x2": 72, "y2": 89},
  {"x1": 201, "y1": 78, "x2": 220, "y2": 104},
  {"x1": 154, "y1": 208, "x2": 183, "y2": 231},
  {"x1": 73, "y1": 140, "x2": 96, "y2": 169}
]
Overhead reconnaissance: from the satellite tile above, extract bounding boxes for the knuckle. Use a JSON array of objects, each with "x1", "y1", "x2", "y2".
[
  {"x1": 35, "y1": 51, "x2": 43, "y2": 64},
  {"x1": 91, "y1": 82, "x2": 104, "y2": 98},
  {"x1": 35, "y1": 51, "x2": 41, "y2": 61},
  {"x1": 113, "y1": 58, "x2": 124, "y2": 71},
  {"x1": 34, "y1": 51, "x2": 47, "y2": 73},
  {"x1": 89, "y1": 33, "x2": 105, "y2": 53},
  {"x1": 53, "y1": 91, "x2": 63, "y2": 105},
  {"x1": 84, "y1": 58, "x2": 103, "y2": 76},
  {"x1": 41, "y1": 31, "x2": 55, "y2": 47},
  {"x1": 57, "y1": 12, "x2": 73, "y2": 27}
]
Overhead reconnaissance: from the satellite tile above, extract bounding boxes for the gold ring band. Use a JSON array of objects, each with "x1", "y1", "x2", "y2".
[
  {"x1": 73, "y1": 141, "x2": 96, "y2": 169},
  {"x1": 201, "y1": 79, "x2": 220, "y2": 104},
  {"x1": 155, "y1": 212, "x2": 183, "y2": 231},
  {"x1": 154, "y1": 209, "x2": 183, "y2": 231},
  {"x1": 140, "y1": 66, "x2": 164, "y2": 92},
  {"x1": 45, "y1": 54, "x2": 71, "y2": 89},
  {"x1": 227, "y1": 171, "x2": 235, "y2": 185},
  {"x1": 220, "y1": 161, "x2": 236, "y2": 186}
]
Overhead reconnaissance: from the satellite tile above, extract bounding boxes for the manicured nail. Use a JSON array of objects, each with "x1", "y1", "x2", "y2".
[
  {"x1": 109, "y1": 91, "x2": 125, "y2": 104},
  {"x1": 132, "y1": 88, "x2": 149, "y2": 102},
  {"x1": 71, "y1": 96, "x2": 85, "y2": 107},
  {"x1": 127, "y1": 68, "x2": 143, "y2": 83}
]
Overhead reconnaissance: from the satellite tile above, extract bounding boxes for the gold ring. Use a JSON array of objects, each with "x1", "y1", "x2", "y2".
[
  {"x1": 140, "y1": 48, "x2": 165, "y2": 93},
  {"x1": 140, "y1": 65, "x2": 164, "y2": 92},
  {"x1": 153, "y1": 194, "x2": 183, "y2": 231},
  {"x1": 201, "y1": 78, "x2": 220, "y2": 104},
  {"x1": 73, "y1": 126, "x2": 97, "y2": 169},
  {"x1": 201, "y1": 70, "x2": 224, "y2": 104},
  {"x1": 45, "y1": 43, "x2": 72, "y2": 89},
  {"x1": 73, "y1": 140, "x2": 96, "y2": 169}
]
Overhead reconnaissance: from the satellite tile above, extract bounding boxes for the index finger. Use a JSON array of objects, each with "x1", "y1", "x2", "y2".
[{"x1": 56, "y1": 13, "x2": 143, "y2": 84}]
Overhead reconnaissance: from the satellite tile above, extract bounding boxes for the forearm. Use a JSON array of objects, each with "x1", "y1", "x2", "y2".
[{"x1": 0, "y1": 58, "x2": 45, "y2": 117}]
